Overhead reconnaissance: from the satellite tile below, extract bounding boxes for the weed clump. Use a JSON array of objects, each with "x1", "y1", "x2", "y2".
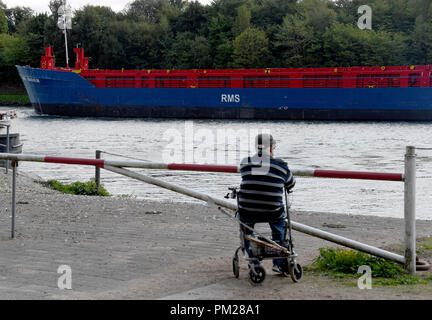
[
  {"x1": 312, "y1": 247, "x2": 404, "y2": 278},
  {"x1": 43, "y1": 179, "x2": 110, "y2": 196},
  {"x1": 308, "y1": 247, "x2": 432, "y2": 286}
]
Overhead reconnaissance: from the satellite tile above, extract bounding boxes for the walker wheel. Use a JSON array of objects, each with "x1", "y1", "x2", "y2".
[
  {"x1": 232, "y1": 257, "x2": 240, "y2": 278},
  {"x1": 249, "y1": 265, "x2": 266, "y2": 284},
  {"x1": 289, "y1": 262, "x2": 303, "y2": 283}
]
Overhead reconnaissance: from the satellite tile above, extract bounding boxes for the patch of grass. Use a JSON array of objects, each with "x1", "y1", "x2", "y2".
[
  {"x1": 308, "y1": 247, "x2": 432, "y2": 287},
  {"x1": 43, "y1": 179, "x2": 110, "y2": 196},
  {"x1": 0, "y1": 94, "x2": 30, "y2": 103},
  {"x1": 374, "y1": 275, "x2": 426, "y2": 286},
  {"x1": 311, "y1": 247, "x2": 404, "y2": 278}
]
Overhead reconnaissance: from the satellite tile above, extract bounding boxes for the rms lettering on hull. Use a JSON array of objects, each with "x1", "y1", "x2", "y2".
[{"x1": 221, "y1": 94, "x2": 240, "y2": 103}]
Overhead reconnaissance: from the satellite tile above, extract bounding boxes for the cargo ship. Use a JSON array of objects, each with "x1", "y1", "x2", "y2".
[{"x1": 16, "y1": 47, "x2": 432, "y2": 121}]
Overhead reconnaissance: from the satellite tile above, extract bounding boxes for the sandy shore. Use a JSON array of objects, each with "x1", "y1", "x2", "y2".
[{"x1": 0, "y1": 168, "x2": 431, "y2": 300}]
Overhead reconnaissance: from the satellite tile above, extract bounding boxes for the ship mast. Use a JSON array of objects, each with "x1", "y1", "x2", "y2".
[{"x1": 57, "y1": 0, "x2": 72, "y2": 68}]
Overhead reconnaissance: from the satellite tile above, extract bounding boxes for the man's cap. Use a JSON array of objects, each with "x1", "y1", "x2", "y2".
[{"x1": 255, "y1": 133, "x2": 275, "y2": 150}]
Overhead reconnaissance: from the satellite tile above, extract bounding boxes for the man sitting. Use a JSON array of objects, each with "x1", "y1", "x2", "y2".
[{"x1": 238, "y1": 133, "x2": 296, "y2": 273}]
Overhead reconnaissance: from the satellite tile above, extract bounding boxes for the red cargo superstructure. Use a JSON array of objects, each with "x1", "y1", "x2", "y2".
[{"x1": 40, "y1": 46, "x2": 432, "y2": 90}]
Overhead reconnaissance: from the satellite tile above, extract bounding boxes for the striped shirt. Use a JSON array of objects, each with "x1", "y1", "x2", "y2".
[{"x1": 238, "y1": 155, "x2": 295, "y2": 219}]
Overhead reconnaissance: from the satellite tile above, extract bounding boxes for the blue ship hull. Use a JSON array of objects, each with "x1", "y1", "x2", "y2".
[{"x1": 17, "y1": 66, "x2": 432, "y2": 121}]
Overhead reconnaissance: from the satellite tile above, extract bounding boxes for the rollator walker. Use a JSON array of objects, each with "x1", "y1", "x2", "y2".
[{"x1": 219, "y1": 186, "x2": 303, "y2": 284}]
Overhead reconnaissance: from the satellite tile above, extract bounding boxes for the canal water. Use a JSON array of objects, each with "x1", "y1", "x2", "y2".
[{"x1": 4, "y1": 107, "x2": 432, "y2": 220}]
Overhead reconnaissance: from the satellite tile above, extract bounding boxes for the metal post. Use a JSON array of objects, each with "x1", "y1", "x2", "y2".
[
  {"x1": 6, "y1": 124, "x2": 10, "y2": 173},
  {"x1": 64, "y1": 29, "x2": 69, "y2": 68},
  {"x1": 95, "y1": 150, "x2": 101, "y2": 189},
  {"x1": 404, "y1": 146, "x2": 416, "y2": 274},
  {"x1": 11, "y1": 160, "x2": 17, "y2": 239},
  {"x1": 63, "y1": 0, "x2": 69, "y2": 68}
]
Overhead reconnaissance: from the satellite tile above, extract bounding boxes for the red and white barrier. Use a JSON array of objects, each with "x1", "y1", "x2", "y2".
[
  {"x1": 0, "y1": 149, "x2": 417, "y2": 273},
  {"x1": 0, "y1": 153, "x2": 404, "y2": 181}
]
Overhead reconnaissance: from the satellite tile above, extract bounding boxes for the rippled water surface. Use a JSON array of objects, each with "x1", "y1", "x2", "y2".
[{"x1": 5, "y1": 107, "x2": 432, "y2": 219}]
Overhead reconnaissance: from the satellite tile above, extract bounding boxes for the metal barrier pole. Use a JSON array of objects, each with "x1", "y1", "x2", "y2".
[
  {"x1": 404, "y1": 146, "x2": 416, "y2": 274},
  {"x1": 11, "y1": 160, "x2": 17, "y2": 239},
  {"x1": 95, "y1": 150, "x2": 101, "y2": 189},
  {"x1": 0, "y1": 153, "x2": 406, "y2": 182},
  {"x1": 6, "y1": 124, "x2": 10, "y2": 174}
]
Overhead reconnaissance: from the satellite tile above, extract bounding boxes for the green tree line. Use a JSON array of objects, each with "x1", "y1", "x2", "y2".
[{"x1": 1, "y1": 0, "x2": 432, "y2": 85}]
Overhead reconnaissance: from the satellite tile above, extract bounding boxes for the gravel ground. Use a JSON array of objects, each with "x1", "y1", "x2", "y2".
[{"x1": 0, "y1": 168, "x2": 431, "y2": 300}]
